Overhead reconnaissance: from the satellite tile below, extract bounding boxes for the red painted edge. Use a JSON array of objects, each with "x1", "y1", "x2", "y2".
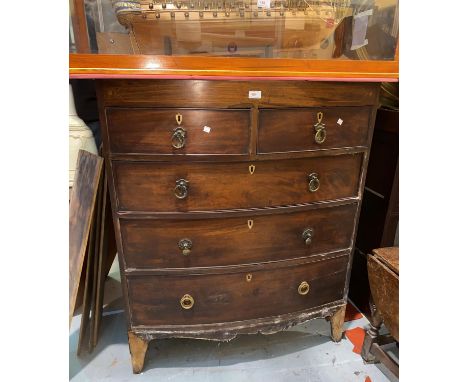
[{"x1": 69, "y1": 73, "x2": 398, "y2": 82}]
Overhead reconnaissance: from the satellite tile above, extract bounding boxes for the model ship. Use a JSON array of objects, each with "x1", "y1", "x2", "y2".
[{"x1": 112, "y1": 0, "x2": 352, "y2": 57}]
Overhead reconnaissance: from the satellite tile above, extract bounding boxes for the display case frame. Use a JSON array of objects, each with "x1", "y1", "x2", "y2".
[
  {"x1": 69, "y1": 0, "x2": 398, "y2": 81},
  {"x1": 69, "y1": 51, "x2": 398, "y2": 80}
]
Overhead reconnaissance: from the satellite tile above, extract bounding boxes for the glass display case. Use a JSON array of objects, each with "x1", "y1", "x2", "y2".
[
  {"x1": 69, "y1": 0, "x2": 398, "y2": 78},
  {"x1": 69, "y1": 0, "x2": 398, "y2": 81}
]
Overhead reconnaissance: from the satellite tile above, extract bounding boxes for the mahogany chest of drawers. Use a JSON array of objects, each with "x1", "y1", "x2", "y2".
[{"x1": 97, "y1": 79, "x2": 379, "y2": 373}]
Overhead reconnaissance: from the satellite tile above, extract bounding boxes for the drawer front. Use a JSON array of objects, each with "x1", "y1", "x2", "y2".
[
  {"x1": 121, "y1": 204, "x2": 356, "y2": 269},
  {"x1": 114, "y1": 155, "x2": 362, "y2": 212},
  {"x1": 106, "y1": 108, "x2": 250, "y2": 155},
  {"x1": 99, "y1": 80, "x2": 379, "y2": 108},
  {"x1": 258, "y1": 107, "x2": 371, "y2": 153},
  {"x1": 128, "y1": 255, "x2": 348, "y2": 326}
]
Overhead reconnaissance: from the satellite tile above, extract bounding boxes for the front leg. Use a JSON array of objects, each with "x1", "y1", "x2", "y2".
[
  {"x1": 361, "y1": 302, "x2": 383, "y2": 363},
  {"x1": 128, "y1": 331, "x2": 150, "y2": 374},
  {"x1": 329, "y1": 305, "x2": 346, "y2": 342}
]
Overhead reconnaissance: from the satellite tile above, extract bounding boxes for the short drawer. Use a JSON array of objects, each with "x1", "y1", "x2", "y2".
[
  {"x1": 113, "y1": 155, "x2": 362, "y2": 212},
  {"x1": 128, "y1": 255, "x2": 348, "y2": 326},
  {"x1": 120, "y1": 203, "x2": 357, "y2": 269},
  {"x1": 258, "y1": 107, "x2": 371, "y2": 153},
  {"x1": 106, "y1": 108, "x2": 250, "y2": 155}
]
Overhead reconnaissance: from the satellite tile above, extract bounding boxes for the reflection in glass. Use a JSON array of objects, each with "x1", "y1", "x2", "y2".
[{"x1": 70, "y1": 0, "x2": 398, "y2": 60}]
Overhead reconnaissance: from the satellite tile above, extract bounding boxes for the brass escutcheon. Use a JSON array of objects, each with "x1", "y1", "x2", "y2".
[
  {"x1": 317, "y1": 111, "x2": 323, "y2": 123},
  {"x1": 175, "y1": 113, "x2": 183, "y2": 126},
  {"x1": 180, "y1": 294, "x2": 194, "y2": 309},
  {"x1": 298, "y1": 281, "x2": 310, "y2": 295},
  {"x1": 246, "y1": 273, "x2": 253, "y2": 282},
  {"x1": 247, "y1": 219, "x2": 253, "y2": 229},
  {"x1": 249, "y1": 165, "x2": 255, "y2": 175}
]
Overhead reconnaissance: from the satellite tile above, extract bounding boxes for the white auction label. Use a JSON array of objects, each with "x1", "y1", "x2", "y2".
[
  {"x1": 257, "y1": 0, "x2": 270, "y2": 8},
  {"x1": 337, "y1": 118, "x2": 344, "y2": 125},
  {"x1": 248, "y1": 90, "x2": 262, "y2": 99},
  {"x1": 203, "y1": 126, "x2": 211, "y2": 133}
]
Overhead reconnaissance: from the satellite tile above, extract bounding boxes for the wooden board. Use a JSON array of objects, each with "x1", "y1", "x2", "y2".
[
  {"x1": 88, "y1": 170, "x2": 104, "y2": 350},
  {"x1": 69, "y1": 150, "x2": 103, "y2": 326},
  {"x1": 69, "y1": 54, "x2": 398, "y2": 80},
  {"x1": 91, "y1": 172, "x2": 111, "y2": 348}
]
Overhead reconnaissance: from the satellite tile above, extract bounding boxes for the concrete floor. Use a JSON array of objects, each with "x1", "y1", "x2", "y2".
[{"x1": 70, "y1": 261, "x2": 398, "y2": 382}]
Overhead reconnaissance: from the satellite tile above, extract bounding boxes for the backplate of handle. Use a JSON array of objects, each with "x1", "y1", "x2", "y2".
[
  {"x1": 178, "y1": 238, "x2": 192, "y2": 256},
  {"x1": 171, "y1": 127, "x2": 186, "y2": 149},
  {"x1": 180, "y1": 294, "x2": 194, "y2": 309},
  {"x1": 302, "y1": 228, "x2": 314, "y2": 246},
  {"x1": 298, "y1": 281, "x2": 310, "y2": 295},
  {"x1": 308, "y1": 173, "x2": 320, "y2": 192},
  {"x1": 174, "y1": 179, "x2": 189, "y2": 199}
]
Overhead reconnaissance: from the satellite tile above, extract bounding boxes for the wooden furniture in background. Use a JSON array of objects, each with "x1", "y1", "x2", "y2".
[
  {"x1": 76, "y1": 166, "x2": 117, "y2": 355},
  {"x1": 97, "y1": 79, "x2": 380, "y2": 373},
  {"x1": 361, "y1": 247, "x2": 399, "y2": 378},
  {"x1": 69, "y1": 149, "x2": 117, "y2": 353},
  {"x1": 349, "y1": 106, "x2": 399, "y2": 317},
  {"x1": 69, "y1": 150, "x2": 103, "y2": 326}
]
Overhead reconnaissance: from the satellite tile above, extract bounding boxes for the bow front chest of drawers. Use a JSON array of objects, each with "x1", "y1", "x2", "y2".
[{"x1": 97, "y1": 79, "x2": 379, "y2": 373}]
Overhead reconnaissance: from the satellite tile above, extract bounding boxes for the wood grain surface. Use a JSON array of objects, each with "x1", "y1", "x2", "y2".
[
  {"x1": 107, "y1": 108, "x2": 250, "y2": 155},
  {"x1": 113, "y1": 155, "x2": 362, "y2": 212},
  {"x1": 128, "y1": 254, "x2": 348, "y2": 326},
  {"x1": 120, "y1": 203, "x2": 357, "y2": 269},
  {"x1": 69, "y1": 150, "x2": 103, "y2": 325},
  {"x1": 69, "y1": 54, "x2": 398, "y2": 80},
  {"x1": 98, "y1": 80, "x2": 380, "y2": 108},
  {"x1": 258, "y1": 107, "x2": 372, "y2": 153},
  {"x1": 368, "y1": 249, "x2": 399, "y2": 341}
]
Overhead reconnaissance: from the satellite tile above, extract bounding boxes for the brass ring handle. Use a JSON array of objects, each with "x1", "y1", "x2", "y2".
[
  {"x1": 174, "y1": 179, "x2": 189, "y2": 199},
  {"x1": 308, "y1": 173, "x2": 320, "y2": 192},
  {"x1": 178, "y1": 238, "x2": 192, "y2": 256},
  {"x1": 315, "y1": 128, "x2": 326, "y2": 144},
  {"x1": 171, "y1": 127, "x2": 186, "y2": 149},
  {"x1": 298, "y1": 281, "x2": 310, "y2": 296},
  {"x1": 302, "y1": 228, "x2": 314, "y2": 246},
  {"x1": 180, "y1": 294, "x2": 194, "y2": 309}
]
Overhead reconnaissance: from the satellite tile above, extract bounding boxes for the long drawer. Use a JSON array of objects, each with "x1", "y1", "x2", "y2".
[
  {"x1": 258, "y1": 107, "x2": 371, "y2": 153},
  {"x1": 120, "y1": 203, "x2": 357, "y2": 269},
  {"x1": 128, "y1": 255, "x2": 348, "y2": 326},
  {"x1": 113, "y1": 155, "x2": 362, "y2": 212},
  {"x1": 106, "y1": 108, "x2": 251, "y2": 155}
]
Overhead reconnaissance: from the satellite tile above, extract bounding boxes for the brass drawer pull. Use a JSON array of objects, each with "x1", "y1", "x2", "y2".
[
  {"x1": 298, "y1": 281, "x2": 310, "y2": 296},
  {"x1": 174, "y1": 179, "x2": 189, "y2": 199},
  {"x1": 178, "y1": 238, "x2": 192, "y2": 256},
  {"x1": 315, "y1": 128, "x2": 326, "y2": 144},
  {"x1": 172, "y1": 127, "x2": 186, "y2": 149},
  {"x1": 302, "y1": 228, "x2": 314, "y2": 246},
  {"x1": 314, "y1": 111, "x2": 326, "y2": 144},
  {"x1": 308, "y1": 173, "x2": 320, "y2": 192},
  {"x1": 180, "y1": 294, "x2": 194, "y2": 309}
]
